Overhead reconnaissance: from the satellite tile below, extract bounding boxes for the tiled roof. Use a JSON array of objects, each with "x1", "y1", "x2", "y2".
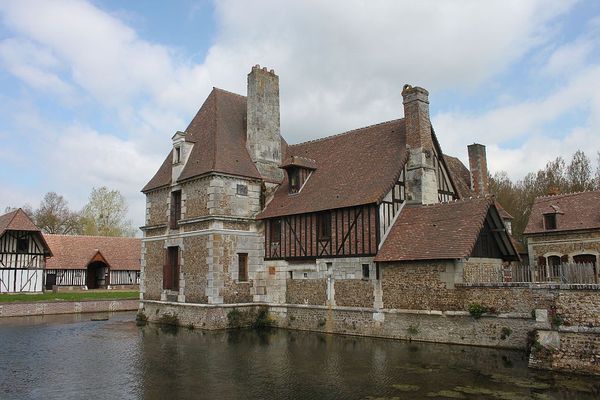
[
  {"x1": 0, "y1": 208, "x2": 40, "y2": 236},
  {"x1": 444, "y1": 155, "x2": 473, "y2": 199},
  {"x1": 523, "y1": 190, "x2": 600, "y2": 235},
  {"x1": 44, "y1": 235, "x2": 141, "y2": 270},
  {"x1": 375, "y1": 196, "x2": 515, "y2": 262},
  {"x1": 258, "y1": 119, "x2": 407, "y2": 218},
  {"x1": 142, "y1": 88, "x2": 261, "y2": 192}
]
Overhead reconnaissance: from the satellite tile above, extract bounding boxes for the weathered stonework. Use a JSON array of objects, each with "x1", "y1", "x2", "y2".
[
  {"x1": 182, "y1": 235, "x2": 209, "y2": 303},
  {"x1": 334, "y1": 280, "x2": 374, "y2": 308},
  {"x1": 530, "y1": 330, "x2": 600, "y2": 375},
  {"x1": 557, "y1": 290, "x2": 600, "y2": 326},
  {"x1": 286, "y1": 279, "x2": 327, "y2": 305},
  {"x1": 146, "y1": 188, "x2": 169, "y2": 226},
  {"x1": 527, "y1": 230, "x2": 600, "y2": 266},
  {"x1": 142, "y1": 240, "x2": 165, "y2": 301},
  {"x1": 182, "y1": 177, "x2": 210, "y2": 219}
]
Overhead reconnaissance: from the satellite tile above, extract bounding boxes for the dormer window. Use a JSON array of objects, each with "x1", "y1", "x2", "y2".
[
  {"x1": 173, "y1": 146, "x2": 181, "y2": 164},
  {"x1": 544, "y1": 213, "x2": 557, "y2": 230},
  {"x1": 289, "y1": 169, "x2": 300, "y2": 193}
]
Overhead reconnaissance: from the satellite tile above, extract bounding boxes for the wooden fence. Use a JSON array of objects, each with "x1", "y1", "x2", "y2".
[{"x1": 466, "y1": 262, "x2": 598, "y2": 285}]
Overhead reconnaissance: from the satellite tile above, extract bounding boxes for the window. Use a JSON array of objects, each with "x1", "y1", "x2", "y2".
[
  {"x1": 544, "y1": 214, "x2": 557, "y2": 230},
  {"x1": 547, "y1": 255, "x2": 561, "y2": 278},
  {"x1": 303, "y1": 272, "x2": 308, "y2": 279},
  {"x1": 376, "y1": 264, "x2": 380, "y2": 280},
  {"x1": 317, "y1": 212, "x2": 331, "y2": 241},
  {"x1": 362, "y1": 264, "x2": 370, "y2": 279},
  {"x1": 170, "y1": 190, "x2": 182, "y2": 229},
  {"x1": 270, "y1": 218, "x2": 281, "y2": 243},
  {"x1": 16, "y1": 237, "x2": 29, "y2": 253},
  {"x1": 288, "y1": 271, "x2": 293, "y2": 280},
  {"x1": 289, "y1": 169, "x2": 300, "y2": 193},
  {"x1": 173, "y1": 146, "x2": 181, "y2": 164},
  {"x1": 238, "y1": 253, "x2": 248, "y2": 282},
  {"x1": 163, "y1": 246, "x2": 179, "y2": 290},
  {"x1": 236, "y1": 184, "x2": 248, "y2": 196}
]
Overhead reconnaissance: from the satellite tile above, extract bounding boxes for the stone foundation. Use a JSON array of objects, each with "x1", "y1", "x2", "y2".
[
  {"x1": 530, "y1": 329, "x2": 600, "y2": 375},
  {"x1": 0, "y1": 299, "x2": 139, "y2": 318}
]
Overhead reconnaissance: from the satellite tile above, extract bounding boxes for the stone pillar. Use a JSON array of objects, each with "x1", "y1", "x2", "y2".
[
  {"x1": 402, "y1": 84, "x2": 437, "y2": 205},
  {"x1": 468, "y1": 143, "x2": 489, "y2": 196},
  {"x1": 246, "y1": 65, "x2": 283, "y2": 183}
]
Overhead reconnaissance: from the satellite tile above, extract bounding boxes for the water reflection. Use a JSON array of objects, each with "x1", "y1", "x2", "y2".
[{"x1": 1, "y1": 313, "x2": 599, "y2": 400}]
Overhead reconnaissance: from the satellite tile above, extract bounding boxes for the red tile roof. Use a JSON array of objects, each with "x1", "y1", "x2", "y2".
[
  {"x1": 44, "y1": 235, "x2": 141, "y2": 270},
  {"x1": 142, "y1": 88, "x2": 262, "y2": 192},
  {"x1": 0, "y1": 208, "x2": 40, "y2": 236},
  {"x1": 444, "y1": 155, "x2": 473, "y2": 199},
  {"x1": 258, "y1": 120, "x2": 407, "y2": 218},
  {"x1": 375, "y1": 196, "x2": 516, "y2": 262},
  {"x1": 523, "y1": 190, "x2": 600, "y2": 235}
]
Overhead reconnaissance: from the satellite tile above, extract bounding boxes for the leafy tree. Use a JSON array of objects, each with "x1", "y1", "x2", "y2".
[
  {"x1": 34, "y1": 192, "x2": 82, "y2": 234},
  {"x1": 82, "y1": 187, "x2": 136, "y2": 237}
]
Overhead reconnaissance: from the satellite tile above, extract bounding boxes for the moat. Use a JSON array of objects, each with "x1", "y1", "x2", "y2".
[{"x1": 1, "y1": 312, "x2": 598, "y2": 400}]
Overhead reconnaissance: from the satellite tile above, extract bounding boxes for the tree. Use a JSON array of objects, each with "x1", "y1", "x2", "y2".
[
  {"x1": 82, "y1": 187, "x2": 136, "y2": 237},
  {"x1": 34, "y1": 192, "x2": 82, "y2": 234},
  {"x1": 4, "y1": 204, "x2": 34, "y2": 215},
  {"x1": 566, "y1": 150, "x2": 593, "y2": 192},
  {"x1": 595, "y1": 151, "x2": 600, "y2": 190}
]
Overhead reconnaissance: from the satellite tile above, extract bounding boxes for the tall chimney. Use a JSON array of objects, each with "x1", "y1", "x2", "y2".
[
  {"x1": 468, "y1": 143, "x2": 489, "y2": 196},
  {"x1": 402, "y1": 84, "x2": 437, "y2": 205},
  {"x1": 246, "y1": 65, "x2": 283, "y2": 183}
]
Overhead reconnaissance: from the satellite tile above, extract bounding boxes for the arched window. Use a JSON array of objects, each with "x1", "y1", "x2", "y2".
[{"x1": 547, "y1": 255, "x2": 561, "y2": 278}]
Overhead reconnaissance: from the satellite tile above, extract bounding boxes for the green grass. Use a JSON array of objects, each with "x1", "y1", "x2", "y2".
[{"x1": 0, "y1": 291, "x2": 139, "y2": 303}]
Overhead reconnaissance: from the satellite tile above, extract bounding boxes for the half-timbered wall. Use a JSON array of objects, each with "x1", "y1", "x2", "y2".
[
  {"x1": 265, "y1": 204, "x2": 378, "y2": 260},
  {"x1": 111, "y1": 270, "x2": 141, "y2": 285},
  {"x1": 379, "y1": 167, "x2": 406, "y2": 240},
  {"x1": 0, "y1": 231, "x2": 46, "y2": 293},
  {"x1": 434, "y1": 148, "x2": 458, "y2": 202},
  {"x1": 46, "y1": 269, "x2": 86, "y2": 287}
]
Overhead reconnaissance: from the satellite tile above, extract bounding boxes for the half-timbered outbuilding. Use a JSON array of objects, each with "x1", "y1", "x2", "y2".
[
  {"x1": 140, "y1": 65, "x2": 517, "y2": 317},
  {"x1": 44, "y1": 235, "x2": 141, "y2": 290},
  {"x1": 0, "y1": 209, "x2": 52, "y2": 293}
]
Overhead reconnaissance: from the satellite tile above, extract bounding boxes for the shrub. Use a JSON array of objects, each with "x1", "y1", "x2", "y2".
[
  {"x1": 468, "y1": 303, "x2": 488, "y2": 319},
  {"x1": 227, "y1": 308, "x2": 242, "y2": 328},
  {"x1": 407, "y1": 325, "x2": 419, "y2": 336},
  {"x1": 135, "y1": 311, "x2": 148, "y2": 326},
  {"x1": 252, "y1": 306, "x2": 274, "y2": 329},
  {"x1": 158, "y1": 313, "x2": 179, "y2": 326},
  {"x1": 500, "y1": 327, "x2": 512, "y2": 340}
]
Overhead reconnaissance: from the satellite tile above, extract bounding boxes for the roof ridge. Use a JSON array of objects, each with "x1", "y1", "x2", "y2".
[
  {"x1": 417, "y1": 195, "x2": 493, "y2": 208},
  {"x1": 536, "y1": 189, "x2": 600, "y2": 201},
  {"x1": 289, "y1": 118, "x2": 403, "y2": 147},
  {"x1": 44, "y1": 233, "x2": 139, "y2": 240},
  {"x1": 212, "y1": 86, "x2": 246, "y2": 99}
]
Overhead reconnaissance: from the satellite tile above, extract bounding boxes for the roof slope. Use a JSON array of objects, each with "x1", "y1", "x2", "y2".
[
  {"x1": 44, "y1": 235, "x2": 141, "y2": 270},
  {"x1": 0, "y1": 208, "x2": 40, "y2": 236},
  {"x1": 524, "y1": 190, "x2": 600, "y2": 235},
  {"x1": 258, "y1": 119, "x2": 407, "y2": 218},
  {"x1": 444, "y1": 155, "x2": 473, "y2": 199},
  {"x1": 142, "y1": 88, "x2": 261, "y2": 192},
  {"x1": 375, "y1": 196, "x2": 515, "y2": 262}
]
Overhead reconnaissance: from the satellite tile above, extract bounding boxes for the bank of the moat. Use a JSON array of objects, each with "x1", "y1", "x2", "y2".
[{"x1": 2, "y1": 312, "x2": 599, "y2": 400}]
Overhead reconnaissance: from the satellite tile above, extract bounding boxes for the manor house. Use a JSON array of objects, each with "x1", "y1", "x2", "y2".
[{"x1": 140, "y1": 65, "x2": 517, "y2": 312}]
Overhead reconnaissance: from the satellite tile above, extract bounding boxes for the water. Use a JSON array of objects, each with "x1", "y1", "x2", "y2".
[{"x1": 0, "y1": 312, "x2": 598, "y2": 400}]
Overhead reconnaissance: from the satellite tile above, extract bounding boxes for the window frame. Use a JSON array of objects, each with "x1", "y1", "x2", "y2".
[
  {"x1": 362, "y1": 264, "x2": 370, "y2": 280},
  {"x1": 238, "y1": 253, "x2": 249, "y2": 282},
  {"x1": 16, "y1": 236, "x2": 29, "y2": 253},
  {"x1": 544, "y1": 213, "x2": 557, "y2": 230},
  {"x1": 270, "y1": 218, "x2": 282, "y2": 244},
  {"x1": 163, "y1": 246, "x2": 179, "y2": 290},
  {"x1": 317, "y1": 212, "x2": 331, "y2": 241},
  {"x1": 170, "y1": 190, "x2": 182, "y2": 229}
]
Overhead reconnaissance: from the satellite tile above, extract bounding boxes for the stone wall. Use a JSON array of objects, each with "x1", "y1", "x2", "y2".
[
  {"x1": 182, "y1": 235, "x2": 209, "y2": 303},
  {"x1": 207, "y1": 176, "x2": 261, "y2": 218},
  {"x1": 0, "y1": 299, "x2": 139, "y2": 317},
  {"x1": 334, "y1": 280, "x2": 373, "y2": 308},
  {"x1": 142, "y1": 240, "x2": 165, "y2": 301},
  {"x1": 530, "y1": 330, "x2": 600, "y2": 375},
  {"x1": 556, "y1": 290, "x2": 600, "y2": 326},
  {"x1": 463, "y1": 258, "x2": 504, "y2": 284},
  {"x1": 145, "y1": 188, "x2": 169, "y2": 226},
  {"x1": 286, "y1": 279, "x2": 326, "y2": 305},
  {"x1": 381, "y1": 261, "x2": 459, "y2": 310},
  {"x1": 527, "y1": 230, "x2": 600, "y2": 266},
  {"x1": 182, "y1": 177, "x2": 210, "y2": 219}
]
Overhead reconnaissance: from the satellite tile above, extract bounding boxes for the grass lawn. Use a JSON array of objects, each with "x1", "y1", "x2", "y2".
[{"x1": 0, "y1": 290, "x2": 139, "y2": 303}]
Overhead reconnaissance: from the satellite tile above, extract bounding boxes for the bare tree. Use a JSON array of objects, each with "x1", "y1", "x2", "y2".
[
  {"x1": 567, "y1": 150, "x2": 593, "y2": 192},
  {"x1": 82, "y1": 187, "x2": 136, "y2": 237},
  {"x1": 34, "y1": 192, "x2": 82, "y2": 234}
]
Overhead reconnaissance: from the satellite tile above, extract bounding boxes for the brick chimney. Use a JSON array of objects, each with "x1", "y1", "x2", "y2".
[
  {"x1": 468, "y1": 143, "x2": 489, "y2": 196},
  {"x1": 402, "y1": 84, "x2": 437, "y2": 205},
  {"x1": 246, "y1": 65, "x2": 283, "y2": 183}
]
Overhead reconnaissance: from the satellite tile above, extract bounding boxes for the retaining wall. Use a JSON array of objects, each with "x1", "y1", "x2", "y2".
[{"x1": 0, "y1": 299, "x2": 139, "y2": 318}]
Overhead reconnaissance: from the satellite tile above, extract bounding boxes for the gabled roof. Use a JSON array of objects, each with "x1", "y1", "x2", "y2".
[
  {"x1": 0, "y1": 208, "x2": 40, "y2": 236},
  {"x1": 0, "y1": 209, "x2": 53, "y2": 256},
  {"x1": 258, "y1": 119, "x2": 407, "y2": 218},
  {"x1": 444, "y1": 155, "x2": 473, "y2": 199},
  {"x1": 142, "y1": 88, "x2": 261, "y2": 192},
  {"x1": 375, "y1": 196, "x2": 518, "y2": 262},
  {"x1": 44, "y1": 235, "x2": 141, "y2": 270},
  {"x1": 523, "y1": 190, "x2": 600, "y2": 235}
]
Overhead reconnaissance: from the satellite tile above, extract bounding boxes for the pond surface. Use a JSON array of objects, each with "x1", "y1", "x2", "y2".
[{"x1": 0, "y1": 312, "x2": 598, "y2": 400}]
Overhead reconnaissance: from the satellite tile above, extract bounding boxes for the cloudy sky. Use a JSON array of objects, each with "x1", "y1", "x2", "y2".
[{"x1": 1, "y1": 0, "x2": 599, "y2": 231}]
